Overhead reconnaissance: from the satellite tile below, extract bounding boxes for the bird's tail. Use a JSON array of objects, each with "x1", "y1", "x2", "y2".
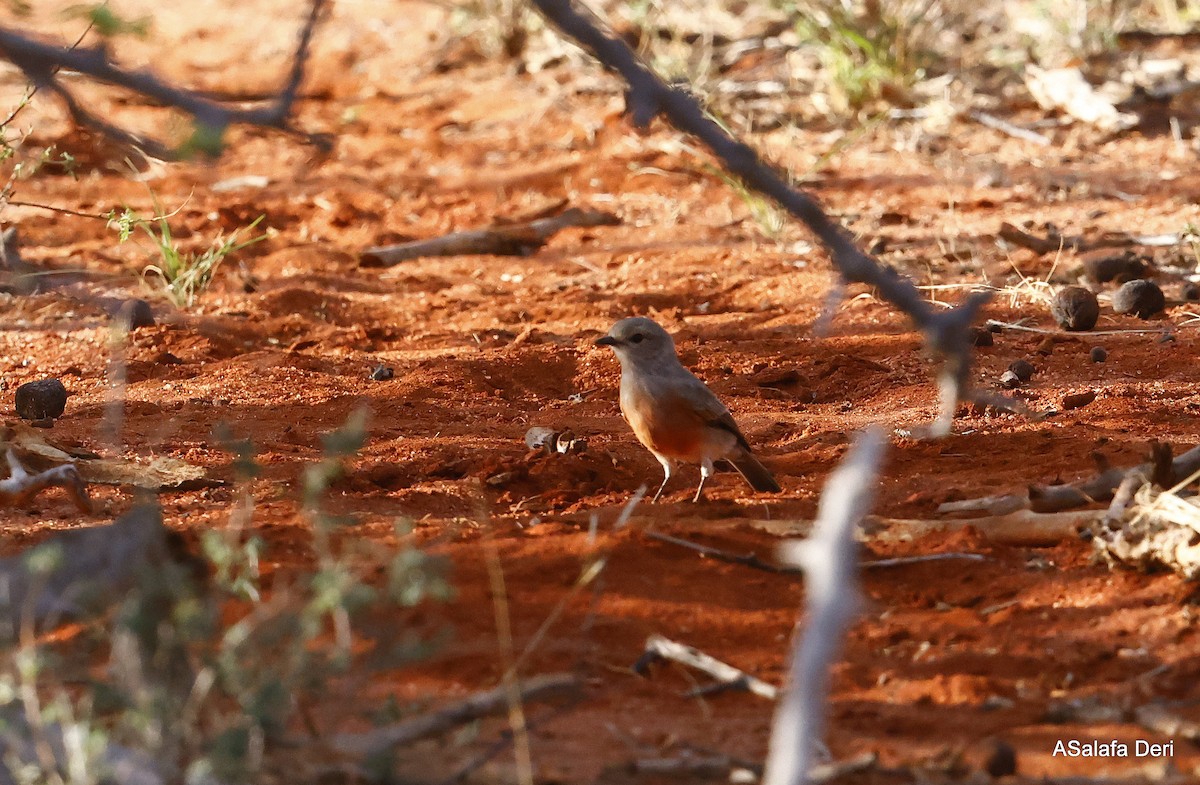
[{"x1": 728, "y1": 450, "x2": 781, "y2": 493}]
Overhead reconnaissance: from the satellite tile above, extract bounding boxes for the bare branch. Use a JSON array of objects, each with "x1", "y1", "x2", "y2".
[
  {"x1": 529, "y1": 0, "x2": 992, "y2": 434},
  {"x1": 0, "y1": 0, "x2": 327, "y2": 159},
  {"x1": 634, "y1": 633, "x2": 779, "y2": 700},
  {"x1": 764, "y1": 428, "x2": 885, "y2": 785},
  {"x1": 0, "y1": 449, "x2": 90, "y2": 512},
  {"x1": 329, "y1": 673, "x2": 579, "y2": 759}
]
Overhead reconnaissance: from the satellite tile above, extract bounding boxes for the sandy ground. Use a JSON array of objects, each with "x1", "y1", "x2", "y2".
[{"x1": 3, "y1": 2, "x2": 1200, "y2": 782}]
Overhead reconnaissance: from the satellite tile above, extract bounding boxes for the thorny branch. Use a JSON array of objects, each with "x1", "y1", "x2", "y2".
[
  {"x1": 530, "y1": 0, "x2": 992, "y2": 435},
  {"x1": 764, "y1": 428, "x2": 885, "y2": 785},
  {"x1": 0, "y1": 0, "x2": 327, "y2": 160}
]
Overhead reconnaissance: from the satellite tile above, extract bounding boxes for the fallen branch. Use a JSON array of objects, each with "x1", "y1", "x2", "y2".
[
  {"x1": 0, "y1": 0, "x2": 326, "y2": 160},
  {"x1": 1134, "y1": 703, "x2": 1200, "y2": 743},
  {"x1": 360, "y1": 207, "x2": 620, "y2": 266},
  {"x1": 1030, "y1": 444, "x2": 1200, "y2": 514},
  {"x1": 987, "y1": 319, "x2": 1166, "y2": 337},
  {"x1": 329, "y1": 673, "x2": 579, "y2": 758},
  {"x1": 872, "y1": 510, "x2": 1096, "y2": 546},
  {"x1": 941, "y1": 444, "x2": 1200, "y2": 518},
  {"x1": 644, "y1": 530, "x2": 797, "y2": 574},
  {"x1": 0, "y1": 448, "x2": 90, "y2": 512},
  {"x1": 996, "y1": 224, "x2": 1191, "y2": 257},
  {"x1": 634, "y1": 633, "x2": 778, "y2": 700},
  {"x1": 646, "y1": 530, "x2": 984, "y2": 572},
  {"x1": 968, "y1": 110, "x2": 1051, "y2": 146},
  {"x1": 530, "y1": 0, "x2": 994, "y2": 436},
  {"x1": 764, "y1": 428, "x2": 884, "y2": 785}
]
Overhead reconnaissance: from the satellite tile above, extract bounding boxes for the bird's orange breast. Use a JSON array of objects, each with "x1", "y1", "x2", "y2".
[{"x1": 620, "y1": 385, "x2": 706, "y2": 462}]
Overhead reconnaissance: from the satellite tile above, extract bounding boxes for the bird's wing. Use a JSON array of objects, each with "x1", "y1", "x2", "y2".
[{"x1": 671, "y1": 374, "x2": 753, "y2": 453}]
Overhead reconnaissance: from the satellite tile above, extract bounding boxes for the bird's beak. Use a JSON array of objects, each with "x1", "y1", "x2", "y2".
[{"x1": 594, "y1": 335, "x2": 618, "y2": 347}]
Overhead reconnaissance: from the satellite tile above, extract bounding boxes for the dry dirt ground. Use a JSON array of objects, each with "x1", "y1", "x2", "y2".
[{"x1": 4, "y1": 2, "x2": 1200, "y2": 783}]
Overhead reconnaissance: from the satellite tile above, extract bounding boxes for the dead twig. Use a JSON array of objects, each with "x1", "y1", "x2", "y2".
[
  {"x1": 0, "y1": 448, "x2": 90, "y2": 512},
  {"x1": 530, "y1": 0, "x2": 994, "y2": 436},
  {"x1": 0, "y1": 0, "x2": 327, "y2": 160},
  {"x1": 329, "y1": 673, "x2": 579, "y2": 759},
  {"x1": 634, "y1": 634, "x2": 778, "y2": 700},
  {"x1": 1031, "y1": 444, "x2": 1200, "y2": 514},
  {"x1": 987, "y1": 319, "x2": 1166, "y2": 337},
  {"x1": 646, "y1": 530, "x2": 984, "y2": 572},
  {"x1": 644, "y1": 530, "x2": 798, "y2": 574},
  {"x1": 360, "y1": 207, "x2": 620, "y2": 266},
  {"x1": 764, "y1": 428, "x2": 884, "y2": 785},
  {"x1": 969, "y1": 110, "x2": 1051, "y2": 146}
]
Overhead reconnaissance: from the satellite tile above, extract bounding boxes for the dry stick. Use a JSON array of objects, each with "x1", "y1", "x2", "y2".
[
  {"x1": 483, "y1": 540, "x2": 535, "y2": 785},
  {"x1": 529, "y1": 0, "x2": 993, "y2": 436},
  {"x1": 940, "y1": 444, "x2": 1200, "y2": 518},
  {"x1": 968, "y1": 110, "x2": 1051, "y2": 146},
  {"x1": 360, "y1": 207, "x2": 620, "y2": 266},
  {"x1": 645, "y1": 530, "x2": 984, "y2": 573},
  {"x1": 0, "y1": 449, "x2": 90, "y2": 512},
  {"x1": 329, "y1": 673, "x2": 579, "y2": 758},
  {"x1": 873, "y1": 510, "x2": 1095, "y2": 546},
  {"x1": 1030, "y1": 444, "x2": 1200, "y2": 514},
  {"x1": 636, "y1": 634, "x2": 779, "y2": 700},
  {"x1": 0, "y1": 0, "x2": 326, "y2": 160},
  {"x1": 998, "y1": 222, "x2": 1187, "y2": 255},
  {"x1": 987, "y1": 319, "x2": 1167, "y2": 337},
  {"x1": 764, "y1": 428, "x2": 885, "y2": 785}
]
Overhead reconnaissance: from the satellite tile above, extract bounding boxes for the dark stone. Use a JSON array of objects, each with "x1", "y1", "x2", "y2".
[
  {"x1": 1090, "y1": 346, "x2": 1108, "y2": 363},
  {"x1": 1062, "y1": 390, "x2": 1097, "y2": 410},
  {"x1": 1008, "y1": 359, "x2": 1035, "y2": 382},
  {"x1": 1183, "y1": 281, "x2": 1200, "y2": 301},
  {"x1": 14, "y1": 378, "x2": 68, "y2": 420},
  {"x1": 1050, "y1": 286, "x2": 1100, "y2": 331},
  {"x1": 1082, "y1": 251, "x2": 1149, "y2": 284},
  {"x1": 1111, "y1": 279, "x2": 1165, "y2": 319},
  {"x1": 369, "y1": 364, "x2": 394, "y2": 381},
  {"x1": 115, "y1": 299, "x2": 155, "y2": 330}
]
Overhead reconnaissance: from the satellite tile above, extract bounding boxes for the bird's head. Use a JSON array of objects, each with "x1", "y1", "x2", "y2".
[{"x1": 594, "y1": 316, "x2": 677, "y2": 367}]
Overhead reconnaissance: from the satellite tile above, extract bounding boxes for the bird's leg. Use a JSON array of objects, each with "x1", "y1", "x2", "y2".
[
  {"x1": 692, "y1": 459, "x2": 714, "y2": 503},
  {"x1": 652, "y1": 457, "x2": 672, "y2": 502}
]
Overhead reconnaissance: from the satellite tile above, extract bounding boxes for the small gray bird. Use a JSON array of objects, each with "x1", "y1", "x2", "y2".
[{"x1": 595, "y1": 316, "x2": 781, "y2": 502}]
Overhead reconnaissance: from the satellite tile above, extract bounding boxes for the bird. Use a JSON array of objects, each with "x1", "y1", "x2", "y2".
[{"x1": 594, "y1": 316, "x2": 781, "y2": 502}]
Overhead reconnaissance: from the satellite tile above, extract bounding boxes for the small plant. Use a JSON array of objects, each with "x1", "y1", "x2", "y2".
[
  {"x1": 782, "y1": 0, "x2": 944, "y2": 113},
  {"x1": 0, "y1": 412, "x2": 452, "y2": 782},
  {"x1": 713, "y1": 166, "x2": 787, "y2": 240},
  {"x1": 108, "y1": 204, "x2": 266, "y2": 308}
]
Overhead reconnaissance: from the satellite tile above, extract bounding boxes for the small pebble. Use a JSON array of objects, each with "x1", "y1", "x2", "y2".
[
  {"x1": 1008, "y1": 359, "x2": 1035, "y2": 382},
  {"x1": 999, "y1": 370, "x2": 1022, "y2": 389},
  {"x1": 1082, "y1": 251, "x2": 1148, "y2": 284},
  {"x1": 114, "y1": 298, "x2": 155, "y2": 330},
  {"x1": 1090, "y1": 346, "x2": 1107, "y2": 363},
  {"x1": 1111, "y1": 279, "x2": 1165, "y2": 319},
  {"x1": 369, "y1": 364, "x2": 394, "y2": 381},
  {"x1": 1062, "y1": 390, "x2": 1097, "y2": 410},
  {"x1": 1050, "y1": 286, "x2": 1099, "y2": 331},
  {"x1": 14, "y1": 378, "x2": 68, "y2": 420},
  {"x1": 1183, "y1": 281, "x2": 1200, "y2": 301}
]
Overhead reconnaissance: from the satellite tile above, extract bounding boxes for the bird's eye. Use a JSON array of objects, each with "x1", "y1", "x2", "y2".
[{"x1": 629, "y1": 333, "x2": 644, "y2": 344}]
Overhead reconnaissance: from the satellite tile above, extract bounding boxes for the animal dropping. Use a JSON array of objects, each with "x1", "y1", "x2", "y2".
[
  {"x1": 1050, "y1": 286, "x2": 1099, "y2": 331},
  {"x1": 1111, "y1": 279, "x2": 1165, "y2": 319}
]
